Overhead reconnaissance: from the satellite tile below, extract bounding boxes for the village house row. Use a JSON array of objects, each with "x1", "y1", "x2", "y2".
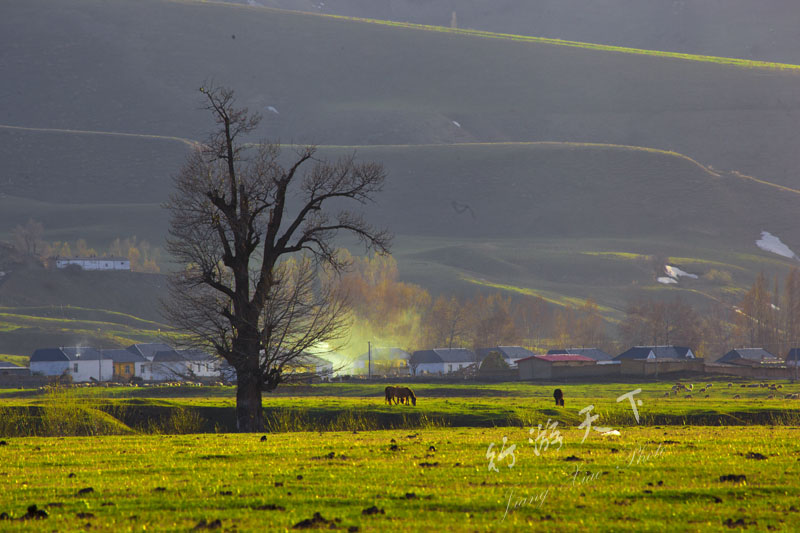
[{"x1": 0, "y1": 344, "x2": 798, "y2": 384}]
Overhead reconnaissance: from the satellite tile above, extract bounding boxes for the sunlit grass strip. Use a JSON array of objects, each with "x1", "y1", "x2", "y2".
[
  {"x1": 730, "y1": 170, "x2": 800, "y2": 196},
  {"x1": 666, "y1": 257, "x2": 747, "y2": 271},
  {"x1": 0, "y1": 305, "x2": 173, "y2": 330},
  {"x1": 0, "y1": 124, "x2": 199, "y2": 148},
  {"x1": 0, "y1": 312, "x2": 160, "y2": 334},
  {"x1": 460, "y1": 274, "x2": 622, "y2": 322},
  {"x1": 311, "y1": 141, "x2": 723, "y2": 177},
  {"x1": 0, "y1": 354, "x2": 28, "y2": 366},
  {"x1": 580, "y1": 251, "x2": 650, "y2": 260},
  {"x1": 183, "y1": 0, "x2": 800, "y2": 71}
]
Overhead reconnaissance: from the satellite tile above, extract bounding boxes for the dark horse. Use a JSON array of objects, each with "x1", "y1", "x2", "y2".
[
  {"x1": 553, "y1": 388, "x2": 564, "y2": 406},
  {"x1": 394, "y1": 386, "x2": 417, "y2": 406}
]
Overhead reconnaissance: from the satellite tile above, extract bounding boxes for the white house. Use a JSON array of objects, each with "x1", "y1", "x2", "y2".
[
  {"x1": 55, "y1": 257, "x2": 130, "y2": 271},
  {"x1": 30, "y1": 347, "x2": 113, "y2": 382},
  {"x1": 409, "y1": 348, "x2": 477, "y2": 375},
  {"x1": 178, "y1": 349, "x2": 221, "y2": 378},
  {"x1": 286, "y1": 353, "x2": 334, "y2": 377}
]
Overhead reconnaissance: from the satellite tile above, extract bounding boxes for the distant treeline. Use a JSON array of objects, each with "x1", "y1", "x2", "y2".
[
  {"x1": 11, "y1": 218, "x2": 161, "y2": 273},
  {"x1": 340, "y1": 252, "x2": 800, "y2": 361}
]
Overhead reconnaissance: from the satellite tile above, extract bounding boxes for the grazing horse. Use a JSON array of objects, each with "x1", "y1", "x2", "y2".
[
  {"x1": 394, "y1": 387, "x2": 417, "y2": 406},
  {"x1": 553, "y1": 388, "x2": 564, "y2": 406},
  {"x1": 385, "y1": 386, "x2": 397, "y2": 404}
]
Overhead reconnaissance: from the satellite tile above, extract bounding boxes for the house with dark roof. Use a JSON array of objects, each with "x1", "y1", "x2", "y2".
[
  {"x1": 352, "y1": 347, "x2": 410, "y2": 376},
  {"x1": 409, "y1": 348, "x2": 477, "y2": 375},
  {"x1": 126, "y1": 343, "x2": 174, "y2": 361},
  {"x1": 547, "y1": 347, "x2": 613, "y2": 361},
  {"x1": 517, "y1": 354, "x2": 598, "y2": 380},
  {"x1": 476, "y1": 346, "x2": 537, "y2": 366},
  {"x1": 103, "y1": 349, "x2": 147, "y2": 381},
  {"x1": 718, "y1": 348, "x2": 781, "y2": 367},
  {"x1": 286, "y1": 353, "x2": 334, "y2": 377},
  {"x1": 30, "y1": 347, "x2": 112, "y2": 382},
  {"x1": 147, "y1": 349, "x2": 193, "y2": 381},
  {"x1": 785, "y1": 349, "x2": 800, "y2": 367},
  {"x1": 614, "y1": 346, "x2": 695, "y2": 361},
  {"x1": 0, "y1": 361, "x2": 28, "y2": 377}
]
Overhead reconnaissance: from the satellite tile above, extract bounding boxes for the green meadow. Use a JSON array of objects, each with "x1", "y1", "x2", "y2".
[{"x1": 1, "y1": 381, "x2": 800, "y2": 531}]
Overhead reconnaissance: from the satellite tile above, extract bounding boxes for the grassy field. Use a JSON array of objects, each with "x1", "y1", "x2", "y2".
[{"x1": 0, "y1": 384, "x2": 799, "y2": 530}]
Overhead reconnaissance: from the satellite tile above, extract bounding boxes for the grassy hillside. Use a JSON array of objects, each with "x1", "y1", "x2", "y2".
[
  {"x1": 3, "y1": 0, "x2": 800, "y2": 336},
  {"x1": 3, "y1": 138, "x2": 800, "y2": 330},
  {"x1": 229, "y1": 0, "x2": 800, "y2": 65},
  {"x1": 0, "y1": 267, "x2": 173, "y2": 356},
  {"x1": 3, "y1": 0, "x2": 800, "y2": 188}
]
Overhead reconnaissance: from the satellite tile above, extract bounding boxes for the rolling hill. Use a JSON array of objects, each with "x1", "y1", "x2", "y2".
[
  {"x1": 2, "y1": 0, "x2": 800, "y2": 349},
  {"x1": 220, "y1": 0, "x2": 800, "y2": 65}
]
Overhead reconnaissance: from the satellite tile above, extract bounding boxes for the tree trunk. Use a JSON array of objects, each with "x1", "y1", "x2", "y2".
[{"x1": 235, "y1": 371, "x2": 265, "y2": 432}]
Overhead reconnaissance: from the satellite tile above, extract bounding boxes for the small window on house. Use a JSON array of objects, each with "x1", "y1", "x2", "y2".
[
  {"x1": 73, "y1": 363, "x2": 79, "y2": 372},
  {"x1": 448, "y1": 364, "x2": 453, "y2": 372},
  {"x1": 125, "y1": 364, "x2": 132, "y2": 375}
]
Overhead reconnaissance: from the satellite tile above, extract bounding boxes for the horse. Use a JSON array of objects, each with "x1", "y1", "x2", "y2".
[
  {"x1": 393, "y1": 386, "x2": 417, "y2": 406},
  {"x1": 553, "y1": 388, "x2": 564, "y2": 406},
  {"x1": 384, "y1": 385, "x2": 397, "y2": 404}
]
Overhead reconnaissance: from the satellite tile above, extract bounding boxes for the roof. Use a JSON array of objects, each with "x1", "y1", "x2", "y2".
[
  {"x1": 61, "y1": 347, "x2": 106, "y2": 360},
  {"x1": 152, "y1": 350, "x2": 187, "y2": 362},
  {"x1": 289, "y1": 353, "x2": 333, "y2": 368},
  {"x1": 127, "y1": 343, "x2": 174, "y2": 360},
  {"x1": 356, "y1": 347, "x2": 410, "y2": 362},
  {"x1": 31, "y1": 348, "x2": 70, "y2": 362},
  {"x1": 614, "y1": 346, "x2": 694, "y2": 361},
  {"x1": 519, "y1": 354, "x2": 595, "y2": 363},
  {"x1": 719, "y1": 348, "x2": 780, "y2": 364},
  {"x1": 410, "y1": 348, "x2": 477, "y2": 365},
  {"x1": 476, "y1": 346, "x2": 536, "y2": 361},
  {"x1": 56, "y1": 256, "x2": 129, "y2": 261},
  {"x1": 0, "y1": 361, "x2": 21, "y2": 368},
  {"x1": 786, "y1": 348, "x2": 800, "y2": 362},
  {"x1": 31, "y1": 347, "x2": 107, "y2": 362},
  {"x1": 178, "y1": 349, "x2": 216, "y2": 362},
  {"x1": 547, "y1": 347, "x2": 613, "y2": 361},
  {"x1": 102, "y1": 349, "x2": 147, "y2": 363}
]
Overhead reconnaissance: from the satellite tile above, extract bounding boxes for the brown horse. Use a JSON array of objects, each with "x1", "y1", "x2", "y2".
[
  {"x1": 393, "y1": 386, "x2": 417, "y2": 406},
  {"x1": 385, "y1": 386, "x2": 398, "y2": 404}
]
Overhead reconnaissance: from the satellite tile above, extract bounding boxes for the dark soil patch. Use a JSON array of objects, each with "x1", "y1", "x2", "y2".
[{"x1": 719, "y1": 474, "x2": 747, "y2": 483}]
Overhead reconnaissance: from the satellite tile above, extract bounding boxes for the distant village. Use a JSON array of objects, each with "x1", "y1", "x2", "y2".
[{"x1": 1, "y1": 343, "x2": 798, "y2": 386}]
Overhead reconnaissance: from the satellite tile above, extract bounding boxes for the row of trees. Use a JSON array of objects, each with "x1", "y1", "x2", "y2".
[
  {"x1": 11, "y1": 219, "x2": 161, "y2": 272},
  {"x1": 337, "y1": 251, "x2": 610, "y2": 355}
]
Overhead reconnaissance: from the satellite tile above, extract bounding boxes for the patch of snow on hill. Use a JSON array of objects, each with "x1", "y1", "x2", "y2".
[
  {"x1": 756, "y1": 231, "x2": 797, "y2": 259},
  {"x1": 665, "y1": 265, "x2": 698, "y2": 279},
  {"x1": 452, "y1": 120, "x2": 461, "y2": 128},
  {"x1": 657, "y1": 277, "x2": 677, "y2": 285},
  {"x1": 266, "y1": 106, "x2": 279, "y2": 114}
]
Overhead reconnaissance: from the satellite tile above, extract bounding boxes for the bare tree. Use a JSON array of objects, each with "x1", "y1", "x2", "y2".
[
  {"x1": 12, "y1": 218, "x2": 44, "y2": 257},
  {"x1": 164, "y1": 85, "x2": 390, "y2": 431}
]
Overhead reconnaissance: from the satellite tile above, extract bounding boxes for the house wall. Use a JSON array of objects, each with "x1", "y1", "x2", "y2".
[
  {"x1": 551, "y1": 362, "x2": 603, "y2": 379},
  {"x1": 30, "y1": 361, "x2": 70, "y2": 377},
  {"x1": 56, "y1": 259, "x2": 130, "y2": 270},
  {"x1": 113, "y1": 362, "x2": 136, "y2": 380},
  {"x1": 414, "y1": 362, "x2": 445, "y2": 375},
  {"x1": 519, "y1": 359, "x2": 551, "y2": 380},
  {"x1": 150, "y1": 361, "x2": 189, "y2": 381},
  {"x1": 704, "y1": 364, "x2": 795, "y2": 379},
  {"x1": 69, "y1": 360, "x2": 113, "y2": 382},
  {"x1": 620, "y1": 359, "x2": 704, "y2": 376}
]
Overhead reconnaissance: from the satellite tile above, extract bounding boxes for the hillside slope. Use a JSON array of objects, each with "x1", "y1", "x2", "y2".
[
  {"x1": 2, "y1": 0, "x2": 800, "y2": 188},
  {"x1": 221, "y1": 0, "x2": 800, "y2": 65}
]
